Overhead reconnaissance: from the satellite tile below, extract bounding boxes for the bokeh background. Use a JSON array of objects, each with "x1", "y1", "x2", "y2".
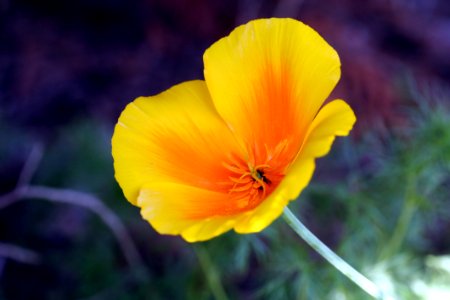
[{"x1": 1, "y1": 0, "x2": 450, "y2": 299}]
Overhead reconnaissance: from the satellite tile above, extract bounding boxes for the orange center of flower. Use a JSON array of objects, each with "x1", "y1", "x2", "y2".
[{"x1": 222, "y1": 154, "x2": 285, "y2": 214}]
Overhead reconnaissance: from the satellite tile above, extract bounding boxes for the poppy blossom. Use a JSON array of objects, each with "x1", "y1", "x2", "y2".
[{"x1": 112, "y1": 18, "x2": 356, "y2": 242}]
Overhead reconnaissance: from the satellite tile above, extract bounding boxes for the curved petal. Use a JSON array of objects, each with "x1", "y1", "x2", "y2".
[
  {"x1": 112, "y1": 80, "x2": 243, "y2": 205},
  {"x1": 204, "y1": 18, "x2": 341, "y2": 163},
  {"x1": 234, "y1": 100, "x2": 356, "y2": 233},
  {"x1": 138, "y1": 183, "x2": 242, "y2": 242},
  {"x1": 300, "y1": 99, "x2": 357, "y2": 159}
]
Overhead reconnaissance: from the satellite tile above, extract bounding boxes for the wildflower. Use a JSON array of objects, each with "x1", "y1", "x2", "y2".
[{"x1": 112, "y1": 18, "x2": 356, "y2": 242}]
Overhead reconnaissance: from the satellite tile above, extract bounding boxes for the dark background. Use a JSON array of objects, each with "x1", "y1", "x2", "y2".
[{"x1": 1, "y1": 0, "x2": 450, "y2": 299}]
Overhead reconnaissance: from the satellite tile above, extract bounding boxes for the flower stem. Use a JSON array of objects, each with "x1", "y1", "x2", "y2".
[{"x1": 283, "y1": 207, "x2": 385, "y2": 299}]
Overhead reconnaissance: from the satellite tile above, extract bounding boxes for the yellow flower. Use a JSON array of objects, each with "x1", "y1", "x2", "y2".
[{"x1": 112, "y1": 18, "x2": 356, "y2": 242}]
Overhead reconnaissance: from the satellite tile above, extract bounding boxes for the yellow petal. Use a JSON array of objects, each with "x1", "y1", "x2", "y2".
[
  {"x1": 234, "y1": 100, "x2": 355, "y2": 233},
  {"x1": 138, "y1": 183, "x2": 241, "y2": 242},
  {"x1": 204, "y1": 18, "x2": 341, "y2": 163},
  {"x1": 300, "y1": 99, "x2": 357, "y2": 159},
  {"x1": 112, "y1": 80, "x2": 243, "y2": 205}
]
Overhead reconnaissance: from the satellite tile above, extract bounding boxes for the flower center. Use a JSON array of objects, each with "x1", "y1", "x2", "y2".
[{"x1": 223, "y1": 157, "x2": 284, "y2": 213}]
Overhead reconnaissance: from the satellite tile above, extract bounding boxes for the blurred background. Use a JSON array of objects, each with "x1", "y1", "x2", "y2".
[{"x1": 1, "y1": 0, "x2": 450, "y2": 299}]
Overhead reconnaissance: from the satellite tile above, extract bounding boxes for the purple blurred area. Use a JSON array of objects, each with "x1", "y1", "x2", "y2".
[
  {"x1": 1, "y1": 0, "x2": 450, "y2": 135},
  {"x1": 0, "y1": 0, "x2": 237, "y2": 135}
]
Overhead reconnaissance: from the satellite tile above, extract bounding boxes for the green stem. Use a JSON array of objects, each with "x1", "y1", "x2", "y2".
[
  {"x1": 194, "y1": 245, "x2": 229, "y2": 300},
  {"x1": 283, "y1": 207, "x2": 385, "y2": 299}
]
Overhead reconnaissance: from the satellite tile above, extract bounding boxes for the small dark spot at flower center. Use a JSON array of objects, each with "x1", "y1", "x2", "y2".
[
  {"x1": 256, "y1": 169, "x2": 264, "y2": 180},
  {"x1": 256, "y1": 169, "x2": 271, "y2": 185}
]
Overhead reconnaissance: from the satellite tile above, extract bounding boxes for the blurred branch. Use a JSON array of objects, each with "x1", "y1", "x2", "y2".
[
  {"x1": 17, "y1": 143, "x2": 44, "y2": 188},
  {"x1": 0, "y1": 145, "x2": 43, "y2": 268},
  {"x1": 0, "y1": 145, "x2": 143, "y2": 270},
  {"x1": 0, "y1": 143, "x2": 43, "y2": 209},
  {"x1": 0, "y1": 242, "x2": 41, "y2": 265},
  {"x1": 1, "y1": 186, "x2": 143, "y2": 269}
]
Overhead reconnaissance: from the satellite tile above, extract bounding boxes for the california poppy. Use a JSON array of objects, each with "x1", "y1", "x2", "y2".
[{"x1": 112, "y1": 18, "x2": 356, "y2": 242}]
